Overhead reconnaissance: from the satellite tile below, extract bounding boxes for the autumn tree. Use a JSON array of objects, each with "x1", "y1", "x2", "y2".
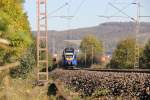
[
  {"x1": 80, "y1": 35, "x2": 103, "y2": 66},
  {"x1": 0, "y1": 0, "x2": 33, "y2": 64},
  {"x1": 108, "y1": 38, "x2": 136, "y2": 69},
  {"x1": 0, "y1": 0, "x2": 36, "y2": 78}
]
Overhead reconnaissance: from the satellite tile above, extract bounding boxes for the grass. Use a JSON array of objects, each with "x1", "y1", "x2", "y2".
[
  {"x1": 0, "y1": 70, "x2": 81, "y2": 100},
  {"x1": 0, "y1": 70, "x2": 50, "y2": 100}
]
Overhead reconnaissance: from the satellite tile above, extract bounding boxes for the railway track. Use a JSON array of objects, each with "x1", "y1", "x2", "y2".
[{"x1": 62, "y1": 67, "x2": 150, "y2": 73}]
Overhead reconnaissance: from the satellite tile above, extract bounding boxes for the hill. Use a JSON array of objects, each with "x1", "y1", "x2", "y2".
[{"x1": 32, "y1": 22, "x2": 150, "y2": 53}]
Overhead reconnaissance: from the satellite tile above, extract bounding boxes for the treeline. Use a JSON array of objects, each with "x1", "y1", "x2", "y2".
[
  {"x1": 79, "y1": 34, "x2": 150, "y2": 69},
  {"x1": 108, "y1": 38, "x2": 150, "y2": 69},
  {"x1": 0, "y1": 0, "x2": 35, "y2": 78}
]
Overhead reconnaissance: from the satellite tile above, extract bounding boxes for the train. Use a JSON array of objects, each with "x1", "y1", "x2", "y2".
[{"x1": 62, "y1": 47, "x2": 78, "y2": 68}]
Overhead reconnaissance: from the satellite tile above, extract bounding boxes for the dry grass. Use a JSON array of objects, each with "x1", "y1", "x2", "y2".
[
  {"x1": 0, "y1": 72, "x2": 81, "y2": 100},
  {"x1": 0, "y1": 71, "x2": 50, "y2": 100}
]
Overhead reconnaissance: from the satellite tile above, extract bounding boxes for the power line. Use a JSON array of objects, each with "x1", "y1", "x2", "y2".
[
  {"x1": 110, "y1": 0, "x2": 137, "y2": 17},
  {"x1": 47, "y1": 3, "x2": 69, "y2": 16},
  {"x1": 98, "y1": 0, "x2": 137, "y2": 21},
  {"x1": 97, "y1": 15, "x2": 129, "y2": 19},
  {"x1": 73, "y1": 0, "x2": 87, "y2": 17},
  {"x1": 108, "y1": 2, "x2": 136, "y2": 21},
  {"x1": 140, "y1": 16, "x2": 150, "y2": 18},
  {"x1": 40, "y1": 1, "x2": 72, "y2": 20},
  {"x1": 48, "y1": 16, "x2": 74, "y2": 19}
]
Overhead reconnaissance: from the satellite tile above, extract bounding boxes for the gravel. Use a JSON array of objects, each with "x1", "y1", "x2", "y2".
[{"x1": 49, "y1": 69, "x2": 150, "y2": 99}]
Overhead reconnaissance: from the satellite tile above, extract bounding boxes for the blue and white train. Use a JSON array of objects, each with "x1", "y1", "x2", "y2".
[{"x1": 62, "y1": 48, "x2": 78, "y2": 68}]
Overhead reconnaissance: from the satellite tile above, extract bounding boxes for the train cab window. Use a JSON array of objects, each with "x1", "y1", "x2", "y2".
[
  {"x1": 65, "y1": 55, "x2": 73, "y2": 58},
  {"x1": 65, "y1": 48, "x2": 74, "y2": 53}
]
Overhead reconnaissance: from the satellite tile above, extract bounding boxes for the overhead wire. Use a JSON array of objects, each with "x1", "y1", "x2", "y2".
[
  {"x1": 65, "y1": 0, "x2": 87, "y2": 41},
  {"x1": 98, "y1": 0, "x2": 137, "y2": 20},
  {"x1": 66, "y1": 0, "x2": 72, "y2": 40},
  {"x1": 108, "y1": 2, "x2": 136, "y2": 21},
  {"x1": 40, "y1": 0, "x2": 72, "y2": 20},
  {"x1": 41, "y1": 0, "x2": 87, "y2": 22},
  {"x1": 65, "y1": 0, "x2": 87, "y2": 36},
  {"x1": 61, "y1": 0, "x2": 87, "y2": 21},
  {"x1": 45, "y1": 0, "x2": 72, "y2": 53},
  {"x1": 110, "y1": 0, "x2": 137, "y2": 18},
  {"x1": 47, "y1": 3, "x2": 69, "y2": 17},
  {"x1": 72, "y1": 0, "x2": 87, "y2": 18},
  {"x1": 97, "y1": 0, "x2": 113, "y2": 55},
  {"x1": 64, "y1": 0, "x2": 87, "y2": 40},
  {"x1": 101, "y1": 0, "x2": 113, "y2": 20}
]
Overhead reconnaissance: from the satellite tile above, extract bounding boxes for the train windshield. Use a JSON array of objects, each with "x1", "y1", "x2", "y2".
[
  {"x1": 65, "y1": 55, "x2": 73, "y2": 58},
  {"x1": 65, "y1": 48, "x2": 74, "y2": 53}
]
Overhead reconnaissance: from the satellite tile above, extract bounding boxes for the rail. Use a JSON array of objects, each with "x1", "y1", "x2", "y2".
[{"x1": 64, "y1": 67, "x2": 150, "y2": 73}]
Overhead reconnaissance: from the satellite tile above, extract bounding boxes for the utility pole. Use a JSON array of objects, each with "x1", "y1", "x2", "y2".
[
  {"x1": 103, "y1": 33, "x2": 105, "y2": 56},
  {"x1": 52, "y1": 33, "x2": 55, "y2": 55},
  {"x1": 91, "y1": 46, "x2": 94, "y2": 65},
  {"x1": 36, "y1": 0, "x2": 49, "y2": 83},
  {"x1": 85, "y1": 49, "x2": 87, "y2": 67},
  {"x1": 134, "y1": 0, "x2": 140, "y2": 68}
]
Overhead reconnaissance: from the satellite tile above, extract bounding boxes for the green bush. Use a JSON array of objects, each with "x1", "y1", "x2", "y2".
[
  {"x1": 140, "y1": 40, "x2": 150, "y2": 69},
  {"x1": 10, "y1": 44, "x2": 36, "y2": 79},
  {"x1": 108, "y1": 38, "x2": 136, "y2": 69}
]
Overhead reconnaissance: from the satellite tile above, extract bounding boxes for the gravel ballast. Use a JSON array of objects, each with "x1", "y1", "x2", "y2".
[{"x1": 50, "y1": 69, "x2": 150, "y2": 99}]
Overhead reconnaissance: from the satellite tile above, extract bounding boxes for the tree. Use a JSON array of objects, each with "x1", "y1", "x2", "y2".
[
  {"x1": 108, "y1": 38, "x2": 136, "y2": 69},
  {"x1": 140, "y1": 40, "x2": 150, "y2": 69},
  {"x1": 80, "y1": 35, "x2": 103, "y2": 66},
  {"x1": 0, "y1": 0, "x2": 35, "y2": 78},
  {"x1": 0, "y1": 0, "x2": 33, "y2": 65}
]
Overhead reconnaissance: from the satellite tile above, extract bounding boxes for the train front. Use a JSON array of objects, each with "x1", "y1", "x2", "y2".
[{"x1": 62, "y1": 48, "x2": 77, "y2": 67}]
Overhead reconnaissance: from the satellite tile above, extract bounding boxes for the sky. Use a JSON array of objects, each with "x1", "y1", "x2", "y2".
[{"x1": 24, "y1": 0, "x2": 150, "y2": 31}]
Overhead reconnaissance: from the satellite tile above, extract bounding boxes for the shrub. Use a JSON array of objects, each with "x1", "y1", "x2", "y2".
[
  {"x1": 10, "y1": 43, "x2": 36, "y2": 79},
  {"x1": 140, "y1": 40, "x2": 150, "y2": 69},
  {"x1": 108, "y1": 38, "x2": 136, "y2": 69}
]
